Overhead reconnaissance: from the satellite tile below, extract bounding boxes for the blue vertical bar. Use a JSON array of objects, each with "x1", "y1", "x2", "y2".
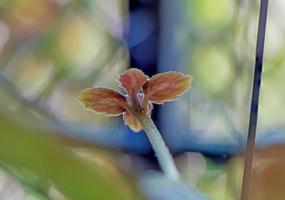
[{"x1": 158, "y1": 0, "x2": 191, "y2": 152}]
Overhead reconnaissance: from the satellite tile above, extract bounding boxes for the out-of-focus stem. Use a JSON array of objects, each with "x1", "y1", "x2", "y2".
[
  {"x1": 240, "y1": 0, "x2": 268, "y2": 200},
  {"x1": 136, "y1": 113, "x2": 180, "y2": 181}
]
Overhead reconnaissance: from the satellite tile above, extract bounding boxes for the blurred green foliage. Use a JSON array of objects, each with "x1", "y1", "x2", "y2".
[{"x1": 0, "y1": 111, "x2": 144, "y2": 200}]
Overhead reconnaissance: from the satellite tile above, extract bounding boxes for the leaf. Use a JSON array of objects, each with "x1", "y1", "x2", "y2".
[
  {"x1": 143, "y1": 72, "x2": 192, "y2": 104},
  {"x1": 123, "y1": 112, "x2": 142, "y2": 132},
  {"x1": 118, "y1": 68, "x2": 148, "y2": 97},
  {"x1": 0, "y1": 112, "x2": 145, "y2": 200},
  {"x1": 79, "y1": 87, "x2": 126, "y2": 116}
]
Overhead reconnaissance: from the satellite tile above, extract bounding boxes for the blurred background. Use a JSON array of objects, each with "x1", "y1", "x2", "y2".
[{"x1": 0, "y1": 0, "x2": 285, "y2": 199}]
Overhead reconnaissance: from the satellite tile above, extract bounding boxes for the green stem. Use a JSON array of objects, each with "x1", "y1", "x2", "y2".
[{"x1": 136, "y1": 113, "x2": 180, "y2": 181}]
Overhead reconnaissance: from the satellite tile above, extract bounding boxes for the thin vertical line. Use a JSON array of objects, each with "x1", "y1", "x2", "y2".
[{"x1": 240, "y1": 0, "x2": 268, "y2": 200}]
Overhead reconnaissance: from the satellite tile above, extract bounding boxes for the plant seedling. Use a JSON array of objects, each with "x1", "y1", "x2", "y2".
[{"x1": 79, "y1": 68, "x2": 192, "y2": 181}]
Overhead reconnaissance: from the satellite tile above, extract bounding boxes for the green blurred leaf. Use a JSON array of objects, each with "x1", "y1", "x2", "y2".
[{"x1": 0, "y1": 112, "x2": 144, "y2": 200}]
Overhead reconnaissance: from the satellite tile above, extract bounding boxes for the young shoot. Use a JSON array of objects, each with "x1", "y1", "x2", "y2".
[{"x1": 79, "y1": 68, "x2": 192, "y2": 181}]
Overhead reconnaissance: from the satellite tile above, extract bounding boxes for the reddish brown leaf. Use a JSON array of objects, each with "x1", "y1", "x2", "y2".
[
  {"x1": 123, "y1": 112, "x2": 142, "y2": 132},
  {"x1": 143, "y1": 72, "x2": 192, "y2": 104},
  {"x1": 118, "y1": 68, "x2": 148, "y2": 97},
  {"x1": 79, "y1": 87, "x2": 126, "y2": 116}
]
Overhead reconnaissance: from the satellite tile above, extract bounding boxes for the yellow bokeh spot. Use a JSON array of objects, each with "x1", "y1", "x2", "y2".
[
  {"x1": 192, "y1": 46, "x2": 233, "y2": 94},
  {"x1": 58, "y1": 14, "x2": 107, "y2": 75},
  {"x1": 187, "y1": 0, "x2": 233, "y2": 29}
]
